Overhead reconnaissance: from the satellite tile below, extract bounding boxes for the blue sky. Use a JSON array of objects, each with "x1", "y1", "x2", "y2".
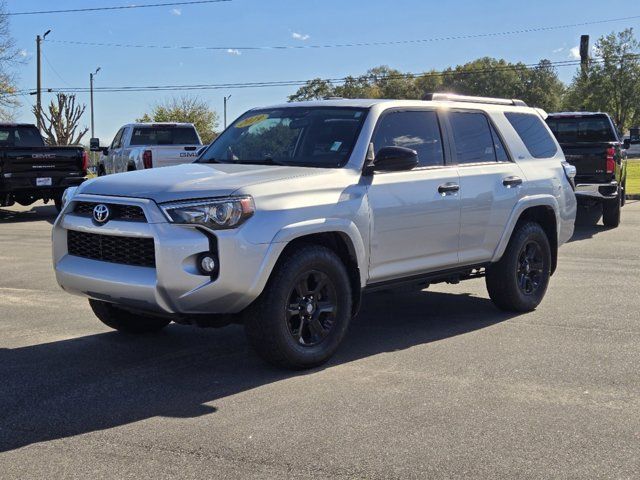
[{"x1": 7, "y1": 0, "x2": 640, "y2": 143}]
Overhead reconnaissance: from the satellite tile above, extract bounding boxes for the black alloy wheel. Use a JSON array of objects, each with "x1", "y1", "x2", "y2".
[
  {"x1": 516, "y1": 241, "x2": 544, "y2": 296},
  {"x1": 286, "y1": 270, "x2": 338, "y2": 346}
]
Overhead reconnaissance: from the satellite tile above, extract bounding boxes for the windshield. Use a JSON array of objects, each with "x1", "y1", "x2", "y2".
[
  {"x1": 130, "y1": 126, "x2": 201, "y2": 146},
  {"x1": 0, "y1": 126, "x2": 45, "y2": 148},
  {"x1": 546, "y1": 115, "x2": 616, "y2": 143},
  {"x1": 198, "y1": 107, "x2": 368, "y2": 168}
]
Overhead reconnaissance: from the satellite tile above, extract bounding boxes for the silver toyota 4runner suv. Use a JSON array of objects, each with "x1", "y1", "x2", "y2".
[{"x1": 53, "y1": 94, "x2": 577, "y2": 369}]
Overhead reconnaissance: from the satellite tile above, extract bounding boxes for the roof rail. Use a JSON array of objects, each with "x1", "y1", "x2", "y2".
[{"x1": 423, "y1": 93, "x2": 527, "y2": 107}]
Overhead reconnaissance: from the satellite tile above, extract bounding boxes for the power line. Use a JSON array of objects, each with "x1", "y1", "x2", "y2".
[
  {"x1": 46, "y1": 14, "x2": 640, "y2": 52},
  {"x1": 5, "y1": 59, "x2": 587, "y2": 96},
  {"x1": 6, "y1": 54, "x2": 638, "y2": 97},
  {"x1": 6, "y1": 0, "x2": 231, "y2": 16}
]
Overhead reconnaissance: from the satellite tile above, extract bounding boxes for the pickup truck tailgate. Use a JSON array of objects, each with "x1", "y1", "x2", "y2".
[
  {"x1": 560, "y1": 142, "x2": 613, "y2": 183},
  {"x1": 148, "y1": 145, "x2": 201, "y2": 168},
  {"x1": 1, "y1": 147, "x2": 84, "y2": 174}
]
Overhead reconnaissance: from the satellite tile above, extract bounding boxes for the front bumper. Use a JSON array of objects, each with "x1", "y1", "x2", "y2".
[
  {"x1": 574, "y1": 182, "x2": 619, "y2": 201},
  {"x1": 52, "y1": 194, "x2": 282, "y2": 315}
]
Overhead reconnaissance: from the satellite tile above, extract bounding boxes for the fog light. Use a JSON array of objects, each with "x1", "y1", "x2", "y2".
[{"x1": 199, "y1": 255, "x2": 217, "y2": 275}]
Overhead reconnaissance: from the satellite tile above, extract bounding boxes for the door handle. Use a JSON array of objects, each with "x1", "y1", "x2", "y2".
[
  {"x1": 438, "y1": 182, "x2": 460, "y2": 195},
  {"x1": 502, "y1": 176, "x2": 523, "y2": 187}
]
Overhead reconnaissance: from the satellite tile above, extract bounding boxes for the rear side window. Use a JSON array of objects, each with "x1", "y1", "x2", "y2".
[
  {"x1": 545, "y1": 115, "x2": 616, "y2": 143},
  {"x1": 130, "y1": 127, "x2": 201, "y2": 146},
  {"x1": 449, "y1": 112, "x2": 497, "y2": 164},
  {"x1": 506, "y1": 112, "x2": 557, "y2": 158},
  {"x1": 372, "y1": 110, "x2": 444, "y2": 167}
]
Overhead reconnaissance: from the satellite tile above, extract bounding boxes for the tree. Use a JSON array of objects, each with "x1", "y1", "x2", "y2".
[
  {"x1": 0, "y1": 2, "x2": 22, "y2": 120},
  {"x1": 564, "y1": 28, "x2": 640, "y2": 130},
  {"x1": 138, "y1": 96, "x2": 219, "y2": 143},
  {"x1": 288, "y1": 78, "x2": 335, "y2": 101},
  {"x1": 32, "y1": 93, "x2": 89, "y2": 145}
]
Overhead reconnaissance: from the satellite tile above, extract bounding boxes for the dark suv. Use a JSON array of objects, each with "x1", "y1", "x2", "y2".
[{"x1": 546, "y1": 112, "x2": 629, "y2": 227}]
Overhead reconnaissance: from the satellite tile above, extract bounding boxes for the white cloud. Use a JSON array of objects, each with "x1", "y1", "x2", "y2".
[
  {"x1": 292, "y1": 32, "x2": 310, "y2": 41},
  {"x1": 552, "y1": 47, "x2": 564, "y2": 53},
  {"x1": 170, "y1": 8, "x2": 181, "y2": 15},
  {"x1": 226, "y1": 48, "x2": 241, "y2": 56},
  {"x1": 19, "y1": 49, "x2": 28, "y2": 57},
  {"x1": 569, "y1": 46, "x2": 581, "y2": 59}
]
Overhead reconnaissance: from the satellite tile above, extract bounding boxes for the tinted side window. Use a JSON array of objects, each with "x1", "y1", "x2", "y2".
[
  {"x1": 506, "y1": 112, "x2": 557, "y2": 158},
  {"x1": 372, "y1": 111, "x2": 444, "y2": 167},
  {"x1": 490, "y1": 124, "x2": 509, "y2": 162},
  {"x1": 449, "y1": 112, "x2": 496, "y2": 164}
]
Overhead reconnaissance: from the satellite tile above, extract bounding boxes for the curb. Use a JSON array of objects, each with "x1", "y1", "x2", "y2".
[{"x1": 627, "y1": 194, "x2": 640, "y2": 200}]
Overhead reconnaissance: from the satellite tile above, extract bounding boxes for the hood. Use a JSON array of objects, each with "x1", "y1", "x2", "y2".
[{"x1": 79, "y1": 163, "x2": 329, "y2": 203}]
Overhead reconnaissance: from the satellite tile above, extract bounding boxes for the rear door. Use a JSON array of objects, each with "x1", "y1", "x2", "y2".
[
  {"x1": 106, "y1": 128, "x2": 125, "y2": 174},
  {"x1": 366, "y1": 109, "x2": 461, "y2": 283},
  {"x1": 443, "y1": 110, "x2": 525, "y2": 265}
]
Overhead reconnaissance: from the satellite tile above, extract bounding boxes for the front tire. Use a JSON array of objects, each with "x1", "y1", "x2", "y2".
[
  {"x1": 89, "y1": 299, "x2": 171, "y2": 334},
  {"x1": 244, "y1": 245, "x2": 352, "y2": 369},
  {"x1": 486, "y1": 222, "x2": 552, "y2": 312},
  {"x1": 602, "y1": 192, "x2": 621, "y2": 228}
]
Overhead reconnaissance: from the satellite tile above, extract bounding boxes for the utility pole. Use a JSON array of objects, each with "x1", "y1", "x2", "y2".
[
  {"x1": 35, "y1": 30, "x2": 51, "y2": 132},
  {"x1": 90, "y1": 67, "x2": 101, "y2": 139},
  {"x1": 580, "y1": 34, "x2": 590, "y2": 77},
  {"x1": 224, "y1": 95, "x2": 232, "y2": 129}
]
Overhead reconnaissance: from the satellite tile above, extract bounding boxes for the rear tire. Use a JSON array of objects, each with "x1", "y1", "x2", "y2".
[
  {"x1": 54, "y1": 196, "x2": 63, "y2": 212},
  {"x1": 243, "y1": 245, "x2": 352, "y2": 369},
  {"x1": 486, "y1": 222, "x2": 552, "y2": 312},
  {"x1": 620, "y1": 180, "x2": 626, "y2": 207},
  {"x1": 89, "y1": 299, "x2": 171, "y2": 334},
  {"x1": 602, "y1": 192, "x2": 621, "y2": 228}
]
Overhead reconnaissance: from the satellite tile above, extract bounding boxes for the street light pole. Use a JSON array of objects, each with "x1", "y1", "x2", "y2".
[
  {"x1": 35, "y1": 30, "x2": 51, "y2": 132},
  {"x1": 224, "y1": 95, "x2": 232, "y2": 129},
  {"x1": 90, "y1": 67, "x2": 101, "y2": 139}
]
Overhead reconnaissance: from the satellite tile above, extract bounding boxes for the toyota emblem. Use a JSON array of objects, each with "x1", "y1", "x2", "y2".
[{"x1": 93, "y1": 204, "x2": 110, "y2": 223}]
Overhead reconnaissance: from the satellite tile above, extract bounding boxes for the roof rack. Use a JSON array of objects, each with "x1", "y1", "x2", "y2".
[{"x1": 423, "y1": 93, "x2": 527, "y2": 107}]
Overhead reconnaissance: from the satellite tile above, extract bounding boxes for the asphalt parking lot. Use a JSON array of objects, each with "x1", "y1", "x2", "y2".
[{"x1": 1, "y1": 201, "x2": 639, "y2": 479}]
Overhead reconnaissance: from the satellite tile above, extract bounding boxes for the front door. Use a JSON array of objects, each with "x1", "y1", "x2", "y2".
[{"x1": 366, "y1": 109, "x2": 461, "y2": 283}]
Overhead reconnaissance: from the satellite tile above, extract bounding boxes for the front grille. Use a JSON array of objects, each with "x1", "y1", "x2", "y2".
[
  {"x1": 67, "y1": 230, "x2": 156, "y2": 267},
  {"x1": 73, "y1": 202, "x2": 147, "y2": 222}
]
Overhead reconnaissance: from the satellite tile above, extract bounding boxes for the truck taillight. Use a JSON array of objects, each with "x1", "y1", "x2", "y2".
[
  {"x1": 142, "y1": 150, "x2": 153, "y2": 169},
  {"x1": 606, "y1": 147, "x2": 615, "y2": 174},
  {"x1": 81, "y1": 151, "x2": 89, "y2": 172}
]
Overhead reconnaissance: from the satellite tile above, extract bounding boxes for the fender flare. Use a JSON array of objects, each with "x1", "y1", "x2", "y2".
[
  {"x1": 491, "y1": 195, "x2": 560, "y2": 263},
  {"x1": 271, "y1": 218, "x2": 368, "y2": 287}
]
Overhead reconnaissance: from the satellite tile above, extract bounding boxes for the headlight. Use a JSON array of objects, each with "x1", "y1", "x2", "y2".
[
  {"x1": 61, "y1": 186, "x2": 78, "y2": 209},
  {"x1": 162, "y1": 196, "x2": 255, "y2": 229}
]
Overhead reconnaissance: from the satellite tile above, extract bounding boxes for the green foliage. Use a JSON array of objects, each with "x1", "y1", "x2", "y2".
[
  {"x1": 138, "y1": 96, "x2": 220, "y2": 144},
  {"x1": 563, "y1": 28, "x2": 640, "y2": 130},
  {"x1": 288, "y1": 59, "x2": 564, "y2": 111}
]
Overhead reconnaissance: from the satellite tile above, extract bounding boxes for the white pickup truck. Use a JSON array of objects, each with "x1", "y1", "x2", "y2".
[{"x1": 96, "y1": 123, "x2": 203, "y2": 175}]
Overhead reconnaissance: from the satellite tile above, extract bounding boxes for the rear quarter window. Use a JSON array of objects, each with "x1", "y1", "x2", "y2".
[{"x1": 505, "y1": 112, "x2": 557, "y2": 159}]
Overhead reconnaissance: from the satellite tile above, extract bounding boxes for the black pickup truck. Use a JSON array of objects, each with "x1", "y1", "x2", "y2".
[
  {"x1": 0, "y1": 124, "x2": 87, "y2": 211},
  {"x1": 546, "y1": 112, "x2": 629, "y2": 228}
]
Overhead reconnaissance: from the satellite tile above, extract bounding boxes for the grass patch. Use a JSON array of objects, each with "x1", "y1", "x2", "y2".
[{"x1": 628, "y1": 159, "x2": 640, "y2": 196}]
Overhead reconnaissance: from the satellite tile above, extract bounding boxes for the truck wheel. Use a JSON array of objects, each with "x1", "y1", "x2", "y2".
[
  {"x1": 620, "y1": 180, "x2": 626, "y2": 207},
  {"x1": 244, "y1": 245, "x2": 352, "y2": 369},
  {"x1": 98, "y1": 165, "x2": 106, "y2": 176},
  {"x1": 602, "y1": 193, "x2": 621, "y2": 228},
  {"x1": 486, "y1": 222, "x2": 551, "y2": 312},
  {"x1": 89, "y1": 299, "x2": 171, "y2": 334}
]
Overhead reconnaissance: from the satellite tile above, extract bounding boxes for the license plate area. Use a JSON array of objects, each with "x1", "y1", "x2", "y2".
[{"x1": 36, "y1": 177, "x2": 52, "y2": 186}]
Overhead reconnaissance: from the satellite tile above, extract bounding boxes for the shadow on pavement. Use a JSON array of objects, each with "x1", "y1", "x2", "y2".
[
  {"x1": 0, "y1": 289, "x2": 517, "y2": 452},
  {"x1": 568, "y1": 203, "x2": 612, "y2": 242},
  {"x1": 0, "y1": 205, "x2": 58, "y2": 225}
]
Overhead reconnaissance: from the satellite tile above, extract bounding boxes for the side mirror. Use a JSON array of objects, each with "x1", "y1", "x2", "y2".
[
  {"x1": 368, "y1": 146, "x2": 419, "y2": 173},
  {"x1": 623, "y1": 138, "x2": 631, "y2": 149},
  {"x1": 89, "y1": 138, "x2": 101, "y2": 152},
  {"x1": 101, "y1": 147, "x2": 109, "y2": 155}
]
